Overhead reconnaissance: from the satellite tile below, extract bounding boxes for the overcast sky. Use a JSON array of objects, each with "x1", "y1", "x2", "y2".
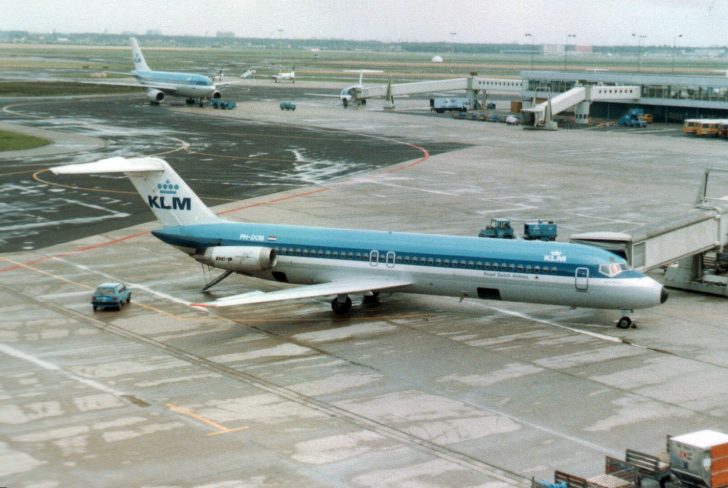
[{"x1": 2, "y1": 0, "x2": 727, "y2": 47}]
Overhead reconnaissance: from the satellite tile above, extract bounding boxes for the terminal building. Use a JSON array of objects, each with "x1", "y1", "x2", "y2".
[{"x1": 521, "y1": 70, "x2": 728, "y2": 123}]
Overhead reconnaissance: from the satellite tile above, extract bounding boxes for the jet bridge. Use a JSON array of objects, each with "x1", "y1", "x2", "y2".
[
  {"x1": 522, "y1": 85, "x2": 641, "y2": 130},
  {"x1": 570, "y1": 169, "x2": 728, "y2": 297},
  {"x1": 359, "y1": 76, "x2": 523, "y2": 109}
]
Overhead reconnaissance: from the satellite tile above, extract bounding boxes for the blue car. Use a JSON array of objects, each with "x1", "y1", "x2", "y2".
[{"x1": 92, "y1": 282, "x2": 131, "y2": 311}]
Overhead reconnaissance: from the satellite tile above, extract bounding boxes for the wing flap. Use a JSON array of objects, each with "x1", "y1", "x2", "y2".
[{"x1": 193, "y1": 278, "x2": 412, "y2": 308}]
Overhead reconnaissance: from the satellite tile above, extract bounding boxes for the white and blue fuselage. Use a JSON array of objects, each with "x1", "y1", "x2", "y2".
[
  {"x1": 152, "y1": 222, "x2": 666, "y2": 311},
  {"x1": 133, "y1": 70, "x2": 218, "y2": 99}
]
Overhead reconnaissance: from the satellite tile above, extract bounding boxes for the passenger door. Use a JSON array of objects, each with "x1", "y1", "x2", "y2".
[{"x1": 575, "y1": 267, "x2": 589, "y2": 291}]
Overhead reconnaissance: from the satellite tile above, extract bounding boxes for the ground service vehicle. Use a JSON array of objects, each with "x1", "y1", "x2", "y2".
[
  {"x1": 430, "y1": 97, "x2": 471, "y2": 113},
  {"x1": 479, "y1": 218, "x2": 515, "y2": 239},
  {"x1": 92, "y1": 282, "x2": 131, "y2": 311},
  {"x1": 523, "y1": 220, "x2": 558, "y2": 241}
]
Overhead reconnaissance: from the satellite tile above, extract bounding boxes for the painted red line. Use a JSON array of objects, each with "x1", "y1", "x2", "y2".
[
  {"x1": 0, "y1": 231, "x2": 148, "y2": 273},
  {"x1": 62, "y1": 231, "x2": 148, "y2": 253},
  {"x1": 218, "y1": 187, "x2": 329, "y2": 215},
  {"x1": 382, "y1": 143, "x2": 430, "y2": 174}
]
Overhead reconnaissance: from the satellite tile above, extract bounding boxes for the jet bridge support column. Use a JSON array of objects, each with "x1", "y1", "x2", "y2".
[
  {"x1": 574, "y1": 101, "x2": 591, "y2": 125},
  {"x1": 466, "y1": 74, "x2": 480, "y2": 110}
]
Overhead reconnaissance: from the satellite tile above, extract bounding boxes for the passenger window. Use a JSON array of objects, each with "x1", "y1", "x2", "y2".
[
  {"x1": 517, "y1": 264, "x2": 524, "y2": 272},
  {"x1": 443, "y1": 259, "x2": 450, "y2": 266},
  {"x1": 435, "y1": 258, "x2": 442, "y2": 266},
  {"x1": 427, "y1": 258, "x2": 434, "y2": 266},
  {"x1": 509, "y1": 264, "x2": 516, "y2": 272},
  {"x1": 526, "y1": 265, "x2": 532, "y2": 273},
  {"x1": 403, "y1": 256, "x2": 411, "y2": 264},
  {"x1": 551, "y1": 267, "x2": 558, "y2": 274}
]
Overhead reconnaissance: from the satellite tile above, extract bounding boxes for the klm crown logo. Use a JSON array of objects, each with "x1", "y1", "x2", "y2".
[
  {"x1": 158, "y1": 180, "x2": 179, "y2": 195},
  {"x1": 148, "y1": 180, "x2": 191, "y2": 211}
]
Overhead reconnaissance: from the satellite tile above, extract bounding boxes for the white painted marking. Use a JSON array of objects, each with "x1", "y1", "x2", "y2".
[
  {"x1": 0, "y1": 343, "x2": 126, "y2": 397},
  {"x1": 469, "y1": 302, "x2": 623, "y2": 343},
  {"x1": 51, "y1": 257, "x2": 194, "y2": 307}
]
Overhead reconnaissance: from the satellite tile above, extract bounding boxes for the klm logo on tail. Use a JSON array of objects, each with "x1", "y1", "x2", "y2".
[{"x1": 148, "y1": 180, "x2": 191, "y2": 210}]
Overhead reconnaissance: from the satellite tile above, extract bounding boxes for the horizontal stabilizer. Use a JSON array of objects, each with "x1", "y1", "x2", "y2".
[
  {"x1": 51, "y1": 157, "x2": 166, "y2": 175},
  {"x1": 193, "y1": 277, "x2": 412, "y2": 308}
]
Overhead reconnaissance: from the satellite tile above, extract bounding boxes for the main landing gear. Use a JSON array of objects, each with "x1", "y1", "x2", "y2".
[
  {"x1": 331, "y1": 295, "x2": 352, "y2": 314},
  {"x1": 330, "y1": 292, "x2": 380, "y2": 315}
]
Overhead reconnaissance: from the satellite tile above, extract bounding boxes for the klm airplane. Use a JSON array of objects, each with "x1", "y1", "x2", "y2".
[
  {"x1": 51, "y1": 157, "x2": 667, "y2": 328},
  {"x1": 99, "y1": 38, "x2": 227, "y2": 106}
]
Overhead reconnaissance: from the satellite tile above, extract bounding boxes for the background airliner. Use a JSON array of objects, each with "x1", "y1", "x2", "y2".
[
  {"x1": 92, "y1": 38, "x2": 232, "y2": 106},
  {"x1": 51, "y1": 157, "x2": 667, "y2": 328},
  {"x1": 272, "y1": 67, "x2": 295, "y2": 83}
]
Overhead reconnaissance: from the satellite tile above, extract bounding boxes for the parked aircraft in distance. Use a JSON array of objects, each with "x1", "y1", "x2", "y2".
[
  {"x1": 89, "y1": 38, "x2": 236, "y2": 106},
  {"x1": 51, "y1": 157, "x2": 667, "y2": 328},
  {"x1": 272, "y1": 67, "x2": 295, "y2": 83},
  {"x1": 339, "y1": 70, "x2": 382, "y2": 107}
]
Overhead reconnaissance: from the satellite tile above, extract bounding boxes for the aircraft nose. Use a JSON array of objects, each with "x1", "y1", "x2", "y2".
[{"x1": 660, "y1": 286, "x2": 669, "y2": 304}]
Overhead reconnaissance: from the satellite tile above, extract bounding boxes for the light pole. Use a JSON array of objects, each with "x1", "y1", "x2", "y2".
[
  {"x1": 672, "y1": 34, "x2": 683, "y2": 73},
  {"x1": 525, "y1": 33, "x2": 534, "y2": 70},
  {"x1": 277, "y1": 28, "x2": 284, "y2": 65},
  {"x1": 449, "y1": 32, "x2": 457, "y2": 55},
  {"x1": 632, "y1": 33, "x2": 646, "y2": 72},
  {"x1": 563, "y1": 33, "x2": 575, "y2": 70}
]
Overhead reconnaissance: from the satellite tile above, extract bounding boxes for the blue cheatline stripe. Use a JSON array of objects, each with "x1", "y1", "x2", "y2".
[
  {"x1": 151, "y1": 222, "x2": 640, "y2": 281},
  {"x1": 135, "y1": 70, "x2": 214, "y2": 87}
]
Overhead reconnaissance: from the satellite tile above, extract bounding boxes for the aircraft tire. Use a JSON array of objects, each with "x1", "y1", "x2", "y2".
[
  {"x1": 331, "y1": 296, "x2": 352, "y2": 314},
  {"x1": 617, "y1": 316, "x2": 632, "y2": 329}
]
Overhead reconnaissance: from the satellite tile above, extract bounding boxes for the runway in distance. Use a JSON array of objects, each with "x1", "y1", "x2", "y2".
[
  {"x1": 51, "y1": 157, "x2": 667, "y2": 327},
  {"x1": 88, "y1": 38, "x2": 235, "y2": 106}
]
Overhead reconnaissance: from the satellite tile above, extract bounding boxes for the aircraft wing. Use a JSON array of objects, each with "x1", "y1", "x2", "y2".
[
  {"x1": 193, "y1": 277, "x2": 412, "y2": 308},
  {"x1": 78, "y1": 78, "x2": 180, "y2": 92}
]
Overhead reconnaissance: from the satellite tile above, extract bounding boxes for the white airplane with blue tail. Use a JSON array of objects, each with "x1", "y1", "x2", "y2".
[
  {"x1": 51, "y1": 157, "x2": 667, "y2": 328},
  {"x1": 93, "y1": 38, "x2": 232, "y2": 106}
]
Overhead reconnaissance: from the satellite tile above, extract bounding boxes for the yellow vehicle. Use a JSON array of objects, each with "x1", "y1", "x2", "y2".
[
  {"x1": 639, "y1": 113, "x2": 653, "y2": 124},
  {"x1": 683, "y1": 119, "x2": 701, "y2": 135},
  {"x1": 695, "y1": 119, "x2": 721, "y2": 137}
]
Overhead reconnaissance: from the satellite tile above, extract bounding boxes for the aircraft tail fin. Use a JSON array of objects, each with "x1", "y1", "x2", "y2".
[
  {"x1": 129, "y1": 37, "x2": 150, "y2": 72},
  {"x1": 51, "y1": 157, "x2": 222, "y2": 227}
]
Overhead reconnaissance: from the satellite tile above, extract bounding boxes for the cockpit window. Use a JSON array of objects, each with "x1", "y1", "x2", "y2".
[{"x1": 599, "y1": 263, "x2": 626, "y2": 277}]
